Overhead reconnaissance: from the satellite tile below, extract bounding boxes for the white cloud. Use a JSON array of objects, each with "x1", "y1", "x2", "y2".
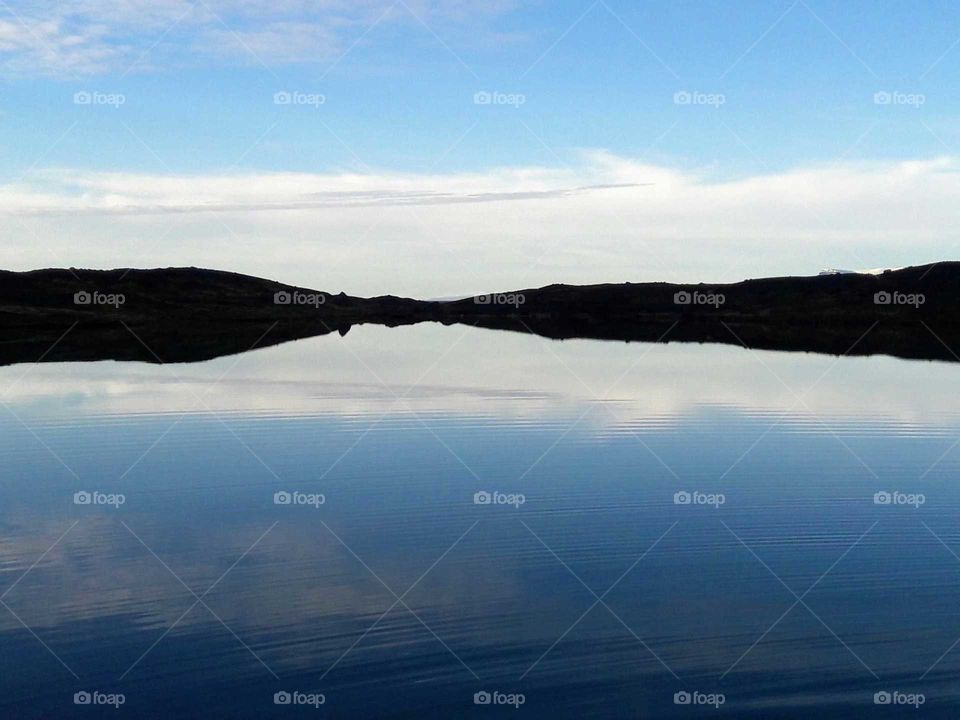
[
  {"x1": 0, "y1": 152, "x2": 956, "y2": 296},
  {"x1": 0, "y1": 0, "x2": 517, "y2": 76}
]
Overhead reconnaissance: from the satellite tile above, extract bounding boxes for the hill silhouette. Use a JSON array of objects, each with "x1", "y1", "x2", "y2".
[{"x1": 1, "y1": 263, "x2": 957, "y2": 365}]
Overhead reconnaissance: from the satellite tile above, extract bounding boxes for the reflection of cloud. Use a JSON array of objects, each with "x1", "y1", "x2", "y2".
[
  {"x1": 1, "y1": 323, "x2": 957, "y2": 430},
  {"x1": 0, "y1": 510, "x2": 529, "y2": 674},
  {"x1": 0, "y1": 513, "x2": 377, "y2": 634}
]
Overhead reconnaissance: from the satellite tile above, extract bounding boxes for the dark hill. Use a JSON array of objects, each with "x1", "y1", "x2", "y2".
[{"x1": 0, "y1": 263, "x2": 958, "y2": 365}]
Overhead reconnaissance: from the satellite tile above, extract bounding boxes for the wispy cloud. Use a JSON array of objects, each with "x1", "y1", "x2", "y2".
[
  {"x1": 0, "y1": 0, "x2": 518, "y2": 77},
  {"x1": 3, "y1": 172, "x2": 645, "y2": 215},
  {"x1": 3, "y1": 150, "x2": 955, "y2": 221}
]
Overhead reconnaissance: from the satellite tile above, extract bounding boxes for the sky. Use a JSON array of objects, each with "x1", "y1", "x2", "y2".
[{"x1": 1, "y1": 0, "x2": 959, "y2": 296}]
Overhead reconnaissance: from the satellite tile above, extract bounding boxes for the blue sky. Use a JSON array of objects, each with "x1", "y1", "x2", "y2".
[
  {"x1": 1, "y1": 1, "x2": 959, "y2": 292},
  {"x1": 3, "y1": 0, "x2": 958, "y2": 174}
]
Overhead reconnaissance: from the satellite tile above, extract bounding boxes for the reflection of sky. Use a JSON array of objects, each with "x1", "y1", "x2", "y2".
[
  {"x1": 2, "y1": 323, "x2": 960, "y2": 426},
  {"x1": 2, "y1": 327, "x2": 960, "y2": 718}
]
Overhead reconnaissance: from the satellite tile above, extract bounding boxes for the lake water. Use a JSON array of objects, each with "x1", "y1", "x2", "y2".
[{"x1": 1, "y1": 323, "x2": 959, "y2": 718}]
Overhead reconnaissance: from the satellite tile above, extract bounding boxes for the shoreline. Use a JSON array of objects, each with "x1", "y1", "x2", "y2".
[{"x1": 1, "y1": 263, "x2": 957, "y2": 365}]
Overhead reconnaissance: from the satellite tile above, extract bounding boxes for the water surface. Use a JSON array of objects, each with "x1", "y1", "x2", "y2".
[{"x1": 1, "y1": 324, "x2": 959, "y2": 717}]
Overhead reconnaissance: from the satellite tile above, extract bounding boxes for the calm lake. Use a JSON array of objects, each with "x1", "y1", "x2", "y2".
[{"x1": 1, "y1": 323, "x2": 959, "y2": 718}]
